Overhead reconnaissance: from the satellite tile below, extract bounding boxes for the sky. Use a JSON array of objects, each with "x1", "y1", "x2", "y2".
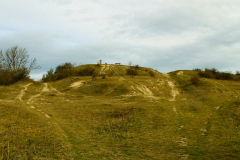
[{"x1": 1, "y1": 0, "x2": 240, "y2": 80}]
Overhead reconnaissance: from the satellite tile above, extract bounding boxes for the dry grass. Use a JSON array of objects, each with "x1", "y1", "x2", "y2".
[{"x1": 0, "y1": 66, "x2": 240, "y2": 159}]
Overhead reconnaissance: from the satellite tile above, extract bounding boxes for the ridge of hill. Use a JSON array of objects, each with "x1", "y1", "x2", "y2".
[{"x1": 0, "y1": 65, "x2": 240, "y2": 159}]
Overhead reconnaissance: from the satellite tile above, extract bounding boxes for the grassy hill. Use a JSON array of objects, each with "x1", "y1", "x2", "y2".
[{"x1": 0, "y1": 64, "x2": 240, "y2": 159}]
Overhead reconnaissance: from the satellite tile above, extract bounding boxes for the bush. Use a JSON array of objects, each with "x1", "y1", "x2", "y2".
[
  {"x1": 236, "y1": 71, "x2": 240, "y2": 76},
  {"x1": 149, "y1": 70, "x2": 155, "y2": 77},
  {"x1": 190, "y1": 75, "x2": 201, "y2": 86},
  {"x1": 198, "y1": 70, "x2": 215, "y2": 79},
  {"x1": 126, "y1": 67, "x2": 138, "y2": 76},
  {"x1": 78, "y1": 66, "x2": 95, "y2": 76},
  {"x1": 134, "y1": 65, "x2": 140, "y2": 69},
  {"x1": 55, "y1": 62, "x2": 74, "y2": 74},
  {"x1": 0, "y1": 68, "x2": 30, "y2": 85},
  {"x1": 42, "y1": 64, "x2": 99, "y2": 82},
  {"x1": 41, "y1": 68, "x2": 55, "y2": 82},
  {"x1": 193, "y1": 68, "x2": 201, "y2": 71},
  {"x1": 215, "y1": 71, "x2": 233, "y2": 80},
  {"x1": 197, "y1": 67, "x2": 238, "y2": 81}
]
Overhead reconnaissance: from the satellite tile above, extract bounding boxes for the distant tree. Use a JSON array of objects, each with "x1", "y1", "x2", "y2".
[
  {"x1": 54, "y1": 62, "x2": 75, "y2": 74},
  {"x1": 0, "y1": 46, "x2": 40, "y2": 85},
  {"x1": 42, "y1": 68, "x2": 55, "y2": 82},
  {"x1": 0, "y1": 46, "x2": 40, "y2": 72},
  {"x1": 236, "y1": 70, "x2": 240, "y2": 76},
  {"x1": 128, "y1": 61, "x2": 132, "y2": 67}
]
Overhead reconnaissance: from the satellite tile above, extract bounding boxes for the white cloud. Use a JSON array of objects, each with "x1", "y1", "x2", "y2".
[{"x1": 1, "y1": 0, "x2": 240, "y2": 79}]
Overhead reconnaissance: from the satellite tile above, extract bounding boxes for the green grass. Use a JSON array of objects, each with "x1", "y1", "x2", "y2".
[{"x1": 0, "y1": 66, "x2": 240, "y2": 159}]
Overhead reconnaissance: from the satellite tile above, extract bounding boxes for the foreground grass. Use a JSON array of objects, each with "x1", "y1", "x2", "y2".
[{"x1": 0, "y1": 69, "x2": 240, "y2": 159}]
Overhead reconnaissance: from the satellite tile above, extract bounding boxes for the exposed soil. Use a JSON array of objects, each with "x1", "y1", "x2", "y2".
[
  {"x1": 167, "y1": 81, "x2": 179, "y2": 101},
  {"x1": 70, "y1": 80, "x2": 84, "y2": 88},
  {"x1": 16, "y1": 83, "x2": 32, "y2": 101}
]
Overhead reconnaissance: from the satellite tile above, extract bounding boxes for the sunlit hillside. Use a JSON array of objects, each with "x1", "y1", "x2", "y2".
[{"x1": 0, "y1": 64, "x2": 240, "y2": 159}]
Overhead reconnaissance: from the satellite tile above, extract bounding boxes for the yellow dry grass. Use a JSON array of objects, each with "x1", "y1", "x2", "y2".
[{"x1": 0, "y1": 65, "x2": 240, "y2": 159}]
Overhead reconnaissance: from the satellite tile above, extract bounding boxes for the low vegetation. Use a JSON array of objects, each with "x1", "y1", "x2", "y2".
[
  {"x1": 1, "y1": 61, "x2": 240, "y2": 159},
  {"x1": 149, "y1": 70, "x2": 155, "y2": 77},
  {"x1": 195, "y1": 68, "x2": 240, "y2": 81},
  {"x1": 189, "y1": 74, "x2": 202, "y2": 86},
  {"x1": 125, "y1": 64, "x2": 140, "y2": 76},
  {"x1": 42, "y1": 63, "x2": 98, "y2": 82}
]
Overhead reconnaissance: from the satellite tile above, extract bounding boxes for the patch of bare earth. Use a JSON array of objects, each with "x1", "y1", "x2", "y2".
[
  {"x1": 100, "y1": 64, "x2": 110, "y2": 74},
  {"x1": 167, "y1": 81, "x2": 179, "y2": 101},
  {"x1": 70, "y1": 80, "x2": 85, "y2": 89},
  {"x1": 16, "y1": 83, "x2": 32, "y2": 101},
  {"x1": 27, "y1": 83, "x2": 50, "y2": 104},
  {"x1": 177, "y1": 71, "x2": 184, "y2": 75}
]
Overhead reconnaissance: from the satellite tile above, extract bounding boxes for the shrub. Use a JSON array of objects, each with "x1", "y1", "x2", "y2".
[
  {"x1": 149, "y1": 70, "x2": 155, "y2": 77},
  {"x1": 190, "y1": 75, "x2": 201, "y2": 86},
  {"x1": 236, "y1": 71, "x2": 240, "y2": 76},
  {"x1": 0, "y1": 68, "x2": 30, "y2": 85},
  {"x1": 126, "y1": 67, "x2": 138, "y2": 76},
  {"x1": 42, "y1": 64, "x2": 98, "y2": 82},
  {"x1": 198, "y1": 70, "x2": 215, "y2": 79},
  {"x1": 54, "y1": 62, "x2": 74, "y2": 74},
  {"x1": 215, "y1": 71, "x2": 233, "y2": 80},
  {"x1": 53, "y1": 62, "x2": 75, "y2": 80},
  {"x1": 197, "y1": 67, "x2": 238, "y2": 81},
  {"x1": 78, "y1": 66, "x2": 95, "y2": 76},
  {"x1": 198, "y1": 68, "x2": 218, "y2": 79},
  {"x1": 134, "y1": 65, "x2": 140, "y2": 69},
  {"x1": 206, "y1": 68, "x2": 218, "y2": 74},
  {"x1": 193, "y1": 68, "x2": 201, "y2": 71},
  {"x1": 41, "y1": 68, "x2": 55, "y2": 82}
]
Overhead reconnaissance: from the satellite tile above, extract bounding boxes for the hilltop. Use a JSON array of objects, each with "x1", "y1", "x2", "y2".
[{"x1": 0, "y1": 64, "x2": 240, "y2": 159}]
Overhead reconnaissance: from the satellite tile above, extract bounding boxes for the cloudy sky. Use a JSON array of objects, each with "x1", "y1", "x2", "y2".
[{"x1": 1, "y1": 0, "x2": 240, "y2": 80}]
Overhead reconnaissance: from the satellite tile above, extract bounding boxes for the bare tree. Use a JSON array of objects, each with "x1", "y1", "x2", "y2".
[
  {"x1": 0, "y1": 46, "x2": 40, "y2": 72},
  {"x1": 128, "y1": 61, "x2": 132, "y2": 67}
]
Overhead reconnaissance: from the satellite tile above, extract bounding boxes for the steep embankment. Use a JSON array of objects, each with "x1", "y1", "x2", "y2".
[{"x1": 0, "y1": 65, "x2": 240, "y2": 159}]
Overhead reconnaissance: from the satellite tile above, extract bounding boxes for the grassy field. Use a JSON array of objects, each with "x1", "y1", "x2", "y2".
[{"x1": 0, "y1": 65, "x2": 240, "y2": 159}]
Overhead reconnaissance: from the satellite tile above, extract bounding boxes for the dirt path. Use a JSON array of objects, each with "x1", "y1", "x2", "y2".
[
  {"x1": 16, "y1": 83, "x2": 32, "y2": 101},
  {"x1": 163, "y1": 73, "x2": 189, "y2": 159},
  {"x1": 100, "y1": 64, "x2": 110, "y2": 75},
  {"x1": 14, "y1": 82, "x2": 53, "y2": 118},
  {"x1": 135, "y1": 84, "x2": 153, "y2": 96},
  {"x1": 111, "y1": 65, "x2": 120, "y2": 75},
  {"x1": 177, "y1": 71, "x2": 184, "y2": 75},
  {"x1": 42, "y1": 83, "x2": 50, "y2": 92},
  {"x1": 27, "y1": 83, "x2": 50, "y2": 104},
  {"x1": 70, "y1": 80, "x2": 84, "y2": 88},
  {"x1": 168, "y1": 81, "x2": 179, "y2": 101}
]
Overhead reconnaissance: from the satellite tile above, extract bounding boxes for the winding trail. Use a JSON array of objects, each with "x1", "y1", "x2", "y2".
[
  {"x1": 168, "y1": 81, "x2": 179, "y2": 101},
  {"x1": 27, "y1": 83, "x2": 49, "y2": 104},
  {"x1": 16, "y1": 83, "x2": 32, "y2": 101},
  {"x1": 163, "y1": 73, "x2": 189, "y2": 159},
  {"x1": 15, "y1": 83, "x2": 54, "y2": 118}
]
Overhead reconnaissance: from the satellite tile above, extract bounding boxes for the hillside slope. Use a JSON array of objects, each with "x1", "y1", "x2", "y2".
[{"x1": 0, "y1": 65, "x2": 240, "y2": 159}]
